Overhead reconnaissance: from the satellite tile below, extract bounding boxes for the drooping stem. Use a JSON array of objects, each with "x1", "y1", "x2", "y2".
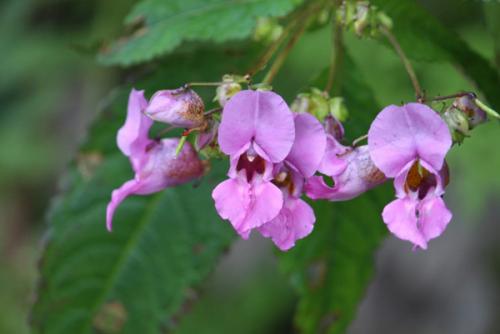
[
  {"x1": 247, "y1": 22, "x2": 295, "y2": 76},
  {"x1": 184, "y1": 82, "x2": 224, "y2": 88},
  {"x1": 262, "y1": 21, "x2": 309, "y2": 85},
  {"x1": 429, "y1": 91, "x2": 475, "y2": 102},
  {"x1": 325, "y1": 0, "x2": 344, "y2": 94},
  {"x1": 380, "y1": 25, "x2": 423, "y2": 101}
]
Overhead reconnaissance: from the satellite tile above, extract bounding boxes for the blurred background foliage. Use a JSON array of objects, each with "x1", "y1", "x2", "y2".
[{"x1": 0, "y1": 0, "x2": 499, "y2": 333}]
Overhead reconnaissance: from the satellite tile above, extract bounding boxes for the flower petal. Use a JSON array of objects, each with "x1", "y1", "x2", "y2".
[
  {"x1": 212, "y1": 178, "x2": 283, "y2": 238},
  {"x1": 117, "y1": 89, "x2": 152, "y2": 161},
  {"x1": 382, "y1": 197, "x2": 427, "y2": 249},
  {"x1": 368, "y1": 103, "x2": 452, "y2": 177},
  {"x1": 106, "y1": 179, "x2": 141, "y2": 231},
  {"x1": 258, "y1": 197, "x2": 315, "y2": 251},
  {"x1": 218, "y1": 90, "x2": 295, "y2": 162},
  {"x1": 317, "y1": 136, "x2": 349, "y2": 176},
  {"x1": 286, "y1": 113, "x2": 327, "y2": 178},
  {"x1": 418, "y1": 195, "x2": 452, "y2": 244}
]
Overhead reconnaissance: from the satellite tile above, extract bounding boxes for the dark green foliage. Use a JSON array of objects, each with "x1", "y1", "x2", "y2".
[{"x1": 99, "y1": 0, "x2": 303, "y2": 66}]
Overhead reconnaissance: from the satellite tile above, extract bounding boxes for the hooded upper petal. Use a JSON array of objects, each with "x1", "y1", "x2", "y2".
[
  {"x1": 258, "y1": 197, "x2": 315, "y2": 251},
  {"x1": 285, "y1": 113, "x2": 327, "y2": 178},
  {"x1": 117, "y1": 89, "x2": 153, "y2": 166},
  {"x1": 368, "y1": 103, "x2": 452, "y2": 177},
  {"x1": 212, "y1": 178, "x2": 283, "y2": 238},
  {"x1": 218, "y1": 90, "x2": 295, "y2": 162}
]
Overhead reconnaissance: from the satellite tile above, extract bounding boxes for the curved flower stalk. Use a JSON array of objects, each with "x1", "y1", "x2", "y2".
[
  {"x1": 368, "y1": 103, "x2": 453, "y2": 249},
  {"x1": 212, "y1": 90, "x2": 327, "y2": 250},
  {"x1": 106, "y1": 89, "x2": 205, "y2": 231}
]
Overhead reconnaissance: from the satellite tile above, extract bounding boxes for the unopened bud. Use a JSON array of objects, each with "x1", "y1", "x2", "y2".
[
  {"x1": 324, "y1": 115, "x2": 345, "y2": 141},
  {"x1": 354, "y1": 2, "x2": 370, "y2": 36},
  {"x1": 291, "y1": 88, "x2": 329, "y2": 120},
  {"x1": 443, "y1": 107, "x2": 470, "y2": 144},
  {"x1": 145, "y1": 88, "x2": 205, "y2": 128},
  {"x1": 453, "y1": 93, "x2": 486, "y2": 128},
  {"x1": 328, "y1": 97, "x2": 349, "y2": 122},
  {"x1": 214, "y1": 75, "x2": 244, "y2": 106},
  {"x1": 253, "y1": 17, "x2": 283, "y2": 44}
]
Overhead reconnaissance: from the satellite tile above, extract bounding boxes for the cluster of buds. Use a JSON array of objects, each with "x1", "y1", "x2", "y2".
[
  {"x1": 336, "y1": 0, "x2": 392, "y2": 37},
  {"x1": 291, "y1": 87, "x2": 349, "y2": 123},
  {"x1": 443, "y1": 92, "x2": 499, "y2": 144},
  {"x1": 253, "y1": 17, "x2": 283, "y2": 44}
]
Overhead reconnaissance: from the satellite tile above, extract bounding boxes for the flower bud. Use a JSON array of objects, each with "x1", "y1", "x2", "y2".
[
  {"x1": 214, "y1": 75, "x2": 243, "y2": 106},
  {"x1": 328, "y1": 97, "x2": 349, "y2": 122},
  {"x1": 291, "y1": 88, "x2": 329, "y2": 120},
  {"x1": 443, "y1": 106, "x2": 469, "y2": 144},
  {"x1": 145, "y1": 88, "x2": 205, "y2": 128},
  {"x1": 253, "y1": 17, "x2": 283, "y2": 44},
  {"x1": 453, "y1": 93, "x2": 486, "y2": 128},
  {"x1": 324, "y1": 115, "x2": 345, "y2": 141}
]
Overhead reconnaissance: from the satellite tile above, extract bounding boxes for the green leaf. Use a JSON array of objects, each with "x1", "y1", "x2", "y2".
[
  {"x1": 281, "y1": 52, "x2": 391, "y2": 334},
  {"x1": 371, "y1": 0, "x2": 500, "y2": 109},
  {"x1": 31, "y1": 48, "x2": 258, "y2": 334},
  {"x1": 99, "y1": 0, "x2": 303, "y2": 66}
]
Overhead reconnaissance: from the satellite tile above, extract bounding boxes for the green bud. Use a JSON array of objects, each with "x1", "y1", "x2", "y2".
[
  {"x1": 253, "y1": 17, "x2": 283, "y2": 44},
  {"x1": 354, "y1": 2, "x2": 370, "y2": 36},
  {"x1": 329, "y1": 97, "x2": 349, "y2": 122},
  {"x1": 214, "y1": 75, "x2": 243, "y2": 106},
  {"x1": 443, "y1": 107, "x2": 470, "y2": 144},
  {"x1": 291, "y1": 88, "x2": 330, "y2": 121}
]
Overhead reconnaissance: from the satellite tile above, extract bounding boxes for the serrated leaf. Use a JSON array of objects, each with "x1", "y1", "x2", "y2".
[
  {"x1": 31, "y1": 48, "x2": 257, "y2": 334},
  {"x1": 99, "y1": 0, "x2": 303, "y2": 66},
  {"x1": 371, "y1": 0, "x2": 500, "y2": 108},
  {"x1": 280, "y1": 53, "x2": 391, "y2": 334}
]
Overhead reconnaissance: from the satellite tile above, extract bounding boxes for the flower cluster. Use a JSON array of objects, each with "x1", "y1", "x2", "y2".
[{"x1": 107, "y1": 85, "x2": 494, "y2": 251}]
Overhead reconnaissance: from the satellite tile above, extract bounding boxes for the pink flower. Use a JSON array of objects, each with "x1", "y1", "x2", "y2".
[
  {"x1": 258, "y1": 113, "x2": 326, "y2": 250},
  {"x1": 144, "y1": 88, "x2": 205, "y2": 128},
  {"x1": 106, "y1": 89, "x2": 204, "y2": 231},
  {"x1": 305, "y1": 117, "x2": 386, "y2": 201},
  {"x1": 368, "y1": 103, "x2": 453, "y2": 249},
  {"x1": 212, "y1": 90, "x2": 295, "y2": 238}
]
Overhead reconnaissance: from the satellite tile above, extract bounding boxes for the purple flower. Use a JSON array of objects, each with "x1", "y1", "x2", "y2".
[
  {"x1": 305, "y1": 118, "x2": 386, "y2": 201},
  {"x1": 106, "y1": 89, "x2": 205, "y2": 231},
  {"x1": 368, "y1": 103, "x2": 453, "y2": 249},
  {"x1": 145, "y1": 88, "x2": 205, "y2": 128},
  {"x1": 212, "y1": 90, "x2": 295, "y2": 238},
  {"x1": 258, "y1": 113, "x2": 326, "y2": 250}
]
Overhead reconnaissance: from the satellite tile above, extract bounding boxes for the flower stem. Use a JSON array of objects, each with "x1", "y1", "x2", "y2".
[
  {"x1": 262, "y1": 21, "x2": 309, "y2": 85},
  {"x1": 204, "y1": 107, "x2": 222, "y2": 116},
  {"x1": 380, "y1": 25, "x2": 423, "y2": 102},
  {"x1": 325, "y1": 0, "x2": 343, "y2": 94},
  {"x1": 429, "y1": 91, "x2": 475, "y2": 102},
  {"x1": 352, "y1": 134, "x2": 368, "y2": 147}
]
